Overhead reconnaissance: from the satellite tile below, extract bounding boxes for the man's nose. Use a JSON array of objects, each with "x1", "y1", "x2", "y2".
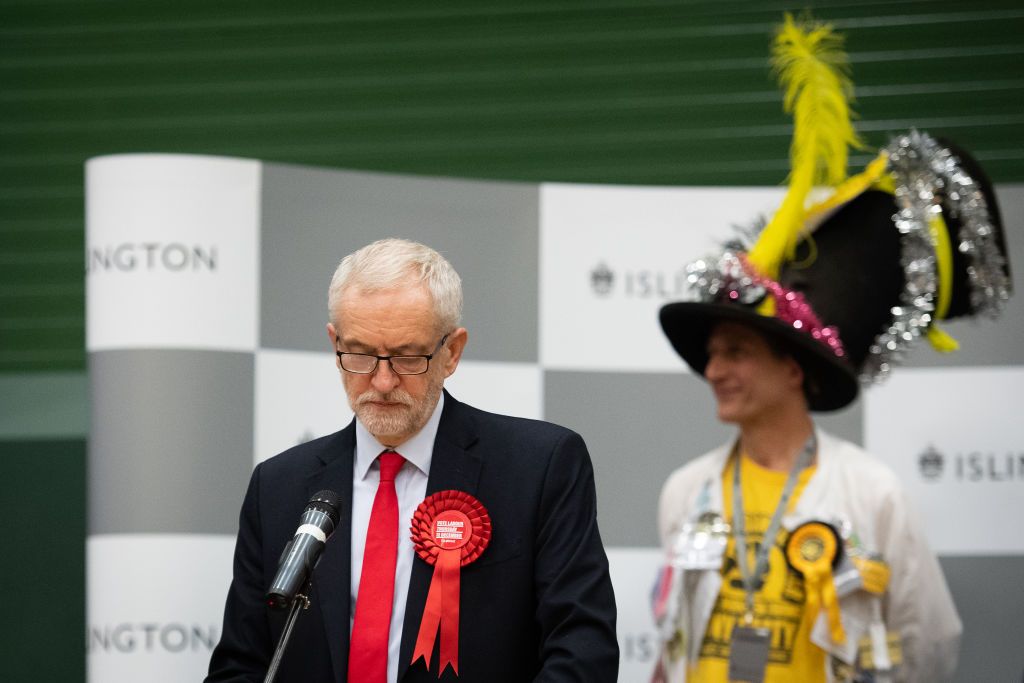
[
  {"x1": 370, "y1": 359, "x2": 401, "y2": 392},
  {"x1": 704, "y1": 354, "x2": 723, "y2": 380}
]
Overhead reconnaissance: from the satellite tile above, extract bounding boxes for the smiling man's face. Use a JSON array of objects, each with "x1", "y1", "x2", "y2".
[{"x1": 703, "y1": 321, "x2": 803, "y2": 427}]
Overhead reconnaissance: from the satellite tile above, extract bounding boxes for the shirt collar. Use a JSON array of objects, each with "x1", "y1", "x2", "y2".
[{"x1": 354, "y1": 391, "x2": 444, "y2": 480}]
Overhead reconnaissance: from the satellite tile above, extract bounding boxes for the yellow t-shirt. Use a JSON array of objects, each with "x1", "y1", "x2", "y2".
[{"x1": 689, "y1": 453, "x2": 823, "y2": 683}]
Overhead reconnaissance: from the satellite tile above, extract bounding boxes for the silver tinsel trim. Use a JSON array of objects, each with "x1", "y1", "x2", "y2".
[
  {"x1": 685, "y1": 250, "x2": 765, "y2": 305},
  {"x1": 860, "y1": 130, "x2": 1011, "y2": 383},
  {"x1": 684, "y1": 249, "x2": 847, "y2": 357}
]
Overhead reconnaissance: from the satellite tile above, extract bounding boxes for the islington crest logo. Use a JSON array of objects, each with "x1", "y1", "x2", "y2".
[
  {"x1": 916, "y1": 443, "x2": 1024, "y2": 483},
  {"x1": 918, "y1": 444, "x2": 945, "y2": 481},
  {"x1": 588, "y1": 262, "x2": 690, "y2": 300},
  {"x1": 591, "y1": 262, "x2": 615, "y2": 296}
]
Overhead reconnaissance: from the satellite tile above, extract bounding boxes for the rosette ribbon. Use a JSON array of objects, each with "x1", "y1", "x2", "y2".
[
  {"x1": 785, "y1": 521, "x2": 846, "y2": 644},
  {"x1": 409, "y1": 490, "x2": 491, "y2": 677}
]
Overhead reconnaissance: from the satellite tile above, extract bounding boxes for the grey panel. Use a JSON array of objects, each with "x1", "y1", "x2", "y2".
[
  {"x1": 940, "y1": 555, "x2": 1024, "y2": 683},
  {"x1": 903, "y1": 183, "x2": 1024, "y2": 369},
  {"x1": 260, "y1": 164, "x2": 539, "y2": 362},
  {"x1": 545, "y1": 370, "x2": 731, "y2": 548},
  {"x1": 88, "y1": 350, "x2": 254, "y2": 534},
  {"x1": 813, "y1": 397, "x2": 863, "y2": 447},
  {"x1": 545, "y1": 369, "x2": 863, "y2": 548}
]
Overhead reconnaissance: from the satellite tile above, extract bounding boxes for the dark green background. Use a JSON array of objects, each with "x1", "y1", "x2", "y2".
[
  {"x1": 2, "y1": 1, "x2": 1022, "y2": 680},
  {"x1": 3, "y1": 0, "x2": 1024, "y2": 372},
  {"x1": 0, "y1": 440, "x2": 85, "y2": 681}
]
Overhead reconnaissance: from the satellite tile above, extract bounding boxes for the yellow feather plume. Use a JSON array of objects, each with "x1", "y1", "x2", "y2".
[{"x1": 747, "y1": 13, "x2": 862, "y2": 279}]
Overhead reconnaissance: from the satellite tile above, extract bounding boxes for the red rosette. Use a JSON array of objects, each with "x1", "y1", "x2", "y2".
[
  {"x1": 409, "y1": 490, "x2": 491, "y2": 677},
  {"x1": 410, "y1": 489, "x2": 492, "y2": 567}
]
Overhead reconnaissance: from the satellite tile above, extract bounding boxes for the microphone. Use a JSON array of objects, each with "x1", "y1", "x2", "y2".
[{"x1": 265, "y1": 490, "x2": 341, "y2": 610}]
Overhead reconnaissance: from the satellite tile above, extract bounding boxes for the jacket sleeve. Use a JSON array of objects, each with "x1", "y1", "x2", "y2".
[
  {"x1": 205, "y1": 465, "x2": 273, "y2": 682},
  {"x1": 531, "y1": 429, "x2": 620, "y2": 682},
  {"x1": 877, "y1": 485, "x2": 962, "y2": 683}
]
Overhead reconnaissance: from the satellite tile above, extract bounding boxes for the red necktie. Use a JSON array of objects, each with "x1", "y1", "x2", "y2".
[{"x1": 348, "y1": 451, "x2": 405, "y2": 683}]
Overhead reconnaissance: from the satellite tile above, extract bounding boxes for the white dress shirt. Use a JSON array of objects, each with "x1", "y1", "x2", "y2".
[{"x1": 351, "y1": 392, "x2": 442, "y2": 683}]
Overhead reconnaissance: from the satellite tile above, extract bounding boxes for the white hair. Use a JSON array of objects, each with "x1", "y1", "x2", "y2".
[{"x1": 327, "y1": 238, "x2": 463, "y2": 331}]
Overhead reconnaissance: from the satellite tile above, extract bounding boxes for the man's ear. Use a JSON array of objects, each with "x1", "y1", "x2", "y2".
[
  {"x1": 326, "y1": 322, "x2": 340, "y2": 368},
  {"x1": 442, "y1": 328, "x2": 468, "y2": 377}
]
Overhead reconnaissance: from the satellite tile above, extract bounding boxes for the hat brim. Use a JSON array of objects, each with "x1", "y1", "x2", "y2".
[{"x1": 659, "y1": 301, "x2": 859, "y2": 411}]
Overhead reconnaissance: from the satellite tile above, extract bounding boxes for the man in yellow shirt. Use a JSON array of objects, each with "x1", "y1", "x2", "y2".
[
  {"x1": 652, "y1": 127, "x2": 1011, "y2": 682},
  {"x1": 656, "y1": 311, "x2": 850, "y2": 683},
  {"x1": 651, "y1": 15, "x2": 1011, "y2": 683},
  {"x1": 687, "y1": 319, "x2": 826, "y2": 682}
]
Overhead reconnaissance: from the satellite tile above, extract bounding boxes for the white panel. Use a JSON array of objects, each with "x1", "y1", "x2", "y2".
[
  {"x1": 864, "y1": 366, "x2": 1024, "y2": 555},
  {"x1": 87, "y1": 534, "x2": 234, "y2": 682},
  {"x1": 86, "y1": 154, "x2": 261, "y2": 352},
  {"x1": 254, "y1": 348, "x2": 354, "y2": 465},
  {"x1": 539, "y1": 183, "x2": 785, "y2": 372},
  {"x1": 608, "y1": 547, "x2": 662, "y2": 683},
  {"x1": 444, "y1": 360, "x2": 543, "y2": 420}
]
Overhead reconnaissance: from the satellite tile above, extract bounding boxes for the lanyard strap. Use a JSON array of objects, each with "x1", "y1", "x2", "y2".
[{"x1": 732, "y1": 432, "x2": 816, "y2": 621}]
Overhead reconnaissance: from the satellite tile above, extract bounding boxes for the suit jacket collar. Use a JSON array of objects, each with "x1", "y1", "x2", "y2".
[
  {"x1": 306, "y1": 390, "x2": 483, "y2": 682},
  {"x1": 305, "y1": 423, "x2": 356, "y2": 683},
  {"x1": 398, "y1": 390, "x2": 482, "y2": 680}
]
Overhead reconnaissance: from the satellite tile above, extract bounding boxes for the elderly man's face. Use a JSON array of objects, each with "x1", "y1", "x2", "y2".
[{"x1": 326, "y1": 284, "x2": 466, "y2": 447}]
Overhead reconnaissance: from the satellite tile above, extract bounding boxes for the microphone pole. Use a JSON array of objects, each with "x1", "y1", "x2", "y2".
[
  {"x1": 262, "y1": 581, "x2": 309, "y2": 683},
  {"x1": 264, "y1": 579, "x2": 311, "y2": 683},
  {"x1": 263, "y1": 490, "x2": 340, "y2": 683}
]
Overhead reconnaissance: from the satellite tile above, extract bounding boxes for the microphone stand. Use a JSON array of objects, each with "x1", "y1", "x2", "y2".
[{"x1": 263, "y1": 580, "x2": 312, "y2": 683}]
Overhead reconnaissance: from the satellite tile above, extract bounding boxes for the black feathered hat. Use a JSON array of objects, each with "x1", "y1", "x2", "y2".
[
  {"x1": 659, "y1": 17, "x2": 1011, "y2": 411},
  {"x1": 660, "y1": 132, "x2": 1012, "y2": 411}
]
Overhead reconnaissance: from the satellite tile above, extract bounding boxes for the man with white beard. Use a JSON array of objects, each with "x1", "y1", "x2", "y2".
[{"x1": 208, "y1": 238, "x2": 618, "y2": 683}]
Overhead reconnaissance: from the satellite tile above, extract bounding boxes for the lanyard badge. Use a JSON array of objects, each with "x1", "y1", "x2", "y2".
[{"x1": 727, "y1": 433, "x2": 816, "y2": 682}]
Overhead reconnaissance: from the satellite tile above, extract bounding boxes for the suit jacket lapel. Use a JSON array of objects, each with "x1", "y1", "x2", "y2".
[
  {"x1": 306, "y1": 423, "x2": 356, "y2": 683},
  {"x1": 397, "y1": 392, "x2": 482, "y2": 681}
]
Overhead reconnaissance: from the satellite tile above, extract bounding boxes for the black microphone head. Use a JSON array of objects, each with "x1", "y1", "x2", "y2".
[
  {"x1": 307, "y1": 490, "x2": 340, "y2": 526},
  {"x1": 264, "y1": 490, "x2": 342, "y2": 610}
]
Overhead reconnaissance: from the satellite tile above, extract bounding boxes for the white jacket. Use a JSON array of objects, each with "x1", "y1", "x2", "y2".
[{"x1": 656, "y1": 429, "x2": 962, "y2": 683}]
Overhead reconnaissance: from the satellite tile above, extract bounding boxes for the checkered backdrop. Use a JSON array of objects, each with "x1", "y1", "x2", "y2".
[{"x1": 86, "y1": 154, "x2": 1024, "y2": 682}]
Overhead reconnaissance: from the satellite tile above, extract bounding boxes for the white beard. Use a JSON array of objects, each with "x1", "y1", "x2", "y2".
[{"x1": 351, "y1": 380, "x2": 442, "y2": 443}]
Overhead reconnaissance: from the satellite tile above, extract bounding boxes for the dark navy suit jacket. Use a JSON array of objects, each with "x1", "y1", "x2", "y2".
[{"x1": 207, "y1": 391, "x2": 619, "y2": 682}]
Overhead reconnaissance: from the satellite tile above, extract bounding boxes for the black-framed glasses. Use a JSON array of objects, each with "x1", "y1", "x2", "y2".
[{"x1": 335, "y1": 334, "x2": 449, "y2": 376}]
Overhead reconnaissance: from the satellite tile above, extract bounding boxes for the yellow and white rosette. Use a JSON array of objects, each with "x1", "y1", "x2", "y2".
[{"x1": 785, "y1": 521, "x2": 846, "y2": 644}]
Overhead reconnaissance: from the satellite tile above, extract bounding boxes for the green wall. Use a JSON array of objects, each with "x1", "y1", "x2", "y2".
[
  {"x1": 3, "y1": 0, "x2": 1023, "y2": 371},
  {"x1": 0, "y1": 439, "x2": 85, "y2": 681}
]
